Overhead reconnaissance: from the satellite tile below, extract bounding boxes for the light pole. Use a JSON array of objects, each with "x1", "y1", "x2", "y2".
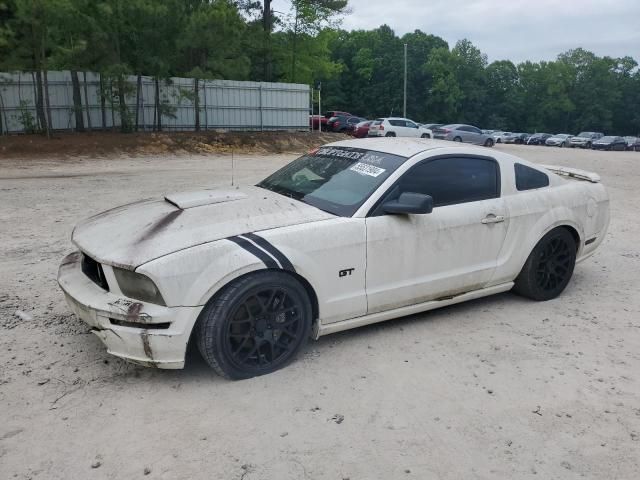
[
  {"x1": 318, "y1": 81, "x2": 322, "y2": 133},
  {"x1": 403, "y1": 43, "x2": 407, "y2": 118}
]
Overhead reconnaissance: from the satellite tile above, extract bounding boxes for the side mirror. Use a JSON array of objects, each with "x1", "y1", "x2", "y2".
[{"x1": 383, "y1": 192, "x2": 433, "y2": 215}]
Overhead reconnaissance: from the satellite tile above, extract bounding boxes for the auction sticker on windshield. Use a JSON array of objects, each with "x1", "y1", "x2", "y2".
[{"x1": 350, "y1": 162, "x2": 386, "y2": 177}]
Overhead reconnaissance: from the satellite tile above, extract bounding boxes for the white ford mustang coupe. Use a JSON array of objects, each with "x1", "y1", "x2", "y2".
[{"x1": 58, "y1": 138, "x2": 609, "y2": 379}]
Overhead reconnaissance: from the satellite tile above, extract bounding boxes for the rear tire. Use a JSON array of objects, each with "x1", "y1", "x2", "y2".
[
  {"x1": 513, "y1": 228, "x2": 577, "y2": 301},
  {"x1": 453, "y1": 136, "x2": 462, "y2": 142},
  {"x1": 385, "y1": 132, "x2": 396, "y2": 137},
  {"x1": 197, "y1": 271, "x2": 313, "y2": 379}
]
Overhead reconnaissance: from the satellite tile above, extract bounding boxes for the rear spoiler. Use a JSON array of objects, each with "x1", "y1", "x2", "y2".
[{"x1": 541, "y1": 164, "x2": 601, "y2": 183}]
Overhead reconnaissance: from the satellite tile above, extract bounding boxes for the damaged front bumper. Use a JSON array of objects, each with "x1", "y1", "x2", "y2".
[{"x1": 57, "y1": 252, "x2": 201, "y2": 369}]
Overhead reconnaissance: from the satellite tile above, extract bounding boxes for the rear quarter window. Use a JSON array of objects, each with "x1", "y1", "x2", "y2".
[{"x1": 515, "y1": 163, "x2": 549, "y2": 191}]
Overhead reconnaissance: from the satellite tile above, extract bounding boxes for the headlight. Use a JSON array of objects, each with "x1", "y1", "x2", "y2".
[{"x1": 113, "y1": 268, "x2": 166, "y2": 306}]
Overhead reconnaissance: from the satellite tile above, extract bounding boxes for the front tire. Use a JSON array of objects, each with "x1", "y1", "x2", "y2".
[
  {"x1": 484, "y1": 138, "x2": 494, "y2": 147},
  {"x1": 197, "y1": 271, "x2": 313, "y2": 379},
  {"x1": 513, "y1": 228, "x2": 577, "y2": 301},
  {"x1": 421, "y1": 133, "x2": 431, "y2": 139}
]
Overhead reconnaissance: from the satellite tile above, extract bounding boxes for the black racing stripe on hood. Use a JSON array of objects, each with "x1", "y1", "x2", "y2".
[{"x1": 241, "y1": 233, "x2": 296, "y2": 273}]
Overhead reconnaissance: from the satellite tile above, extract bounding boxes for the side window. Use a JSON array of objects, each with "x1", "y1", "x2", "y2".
[
  {"x1": 396, "y1": 157, "x2": 500, "y2": 207},
  {"x1": 406, "y1": 121, "x2": 418, "y2": 128},
  {"x1": 389, "y1": 119, "x2": 404, "y2": 127},
  {"x1": 514, "y1": 163, "x2": 549, "y2": 191}
]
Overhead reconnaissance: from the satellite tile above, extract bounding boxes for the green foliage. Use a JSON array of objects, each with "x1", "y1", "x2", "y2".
[
  {"x1": 15, "y1": 99, "x2": 38, "y2": 133},
  {"x1": 324, "y1": 27, "x2": 640, "y2": 134},
  {"x1": 1, "y1": 0, "x2": 639, "y2": 135}
]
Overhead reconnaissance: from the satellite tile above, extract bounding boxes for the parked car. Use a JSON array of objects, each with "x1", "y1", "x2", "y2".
[
  {"x1": 623, "y1": 136, "x2": 639, "y2": 151},
  {"x1": 309, "y1": 115, "x2": 327, "y2": 130},
  {"x1": 325, "y1": 110, "x2": 352, "y2": 119},
  {"x1": 433, "y1": 124, "x2": 494, "y2": 146},
  {"x1": 591, "y1": 136, "x2": 627, "y2": 151},
  {"x1": 310, "y1": 111, "x2": 353, "y2": 131},
  {"x1": 352, "y1": 120, "x2": 373, "y2": 138},
  {"x1": 545, "y1": 134, "x2": 573, "y2": 147},
  {"x1": 58, "y1": 138, "x2": 610, "y2": 378},
  {"x1": 368, "y1": 118, "x2": 432, "y2": 138},
  {"x1": 327, "y1": 115, "x2": 366, "y2": 133},
  {"x1": 492, "y1": 132, "x2": 513, "y2": 144},
  {"x1": 526, "y1": 133, "x2": 553, "y2": 145},
  {"x1": 569, "y1": 132, "x2": 604, "y2": 149},
  {"x1": 504, "y1": 133, "x2": 529, "y2": 144}
]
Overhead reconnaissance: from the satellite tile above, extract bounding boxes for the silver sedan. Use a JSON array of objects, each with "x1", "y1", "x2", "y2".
[{"x1": 432, "y1": 124, "x2": 494, "y2": 147}]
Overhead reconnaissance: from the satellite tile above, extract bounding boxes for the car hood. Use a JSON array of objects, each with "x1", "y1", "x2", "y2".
[{"x1": 72, "y1": 186, "x2": 335, "y2": 269}]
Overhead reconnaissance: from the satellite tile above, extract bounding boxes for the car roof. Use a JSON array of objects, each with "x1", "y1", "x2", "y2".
[{"x1": 324, "y1": 137, "x2": 453, "y2": 157}]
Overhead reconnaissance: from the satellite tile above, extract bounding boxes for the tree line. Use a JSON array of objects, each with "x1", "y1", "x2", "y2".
[{"x1": 1, "y1": 0, "x2": 638, "y2": 135}]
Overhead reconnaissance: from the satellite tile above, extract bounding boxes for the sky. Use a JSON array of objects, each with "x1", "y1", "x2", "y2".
[{"x1": 272, "y1": 0, "x2": 640, "y2": 63}]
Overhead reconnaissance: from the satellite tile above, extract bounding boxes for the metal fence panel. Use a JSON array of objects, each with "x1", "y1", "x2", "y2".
[{"x1": 0, "y1": 70, "x2": 311, "y2": 134}]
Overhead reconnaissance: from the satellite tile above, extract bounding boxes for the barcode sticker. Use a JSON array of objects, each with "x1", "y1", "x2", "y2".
[{"x1": 350, "y1": 162, "x2": 386, "y2": 177}]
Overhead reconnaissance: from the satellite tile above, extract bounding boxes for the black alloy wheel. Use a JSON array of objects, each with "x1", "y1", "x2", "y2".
[
  {"x1": 534, "y1": 236, "x2": 573, "y2": 292},
  {"x1": 513, "y1": 228, "x2": 577, "y2": 301},
  {"x1": 197, "y1": 271, "x2": 312, "y2": 379}
]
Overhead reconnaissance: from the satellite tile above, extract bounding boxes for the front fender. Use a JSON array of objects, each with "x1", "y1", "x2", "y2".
[
  {"x1": 137, "y1": 240, "x2": 268, "y2": 308},
  {"x1": 138, "y1": 218, "x2": 367, "y2": 329}
]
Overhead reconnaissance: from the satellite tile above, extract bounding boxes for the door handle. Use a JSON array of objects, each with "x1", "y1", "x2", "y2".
[{"x1": 481, "y1": 214, "x2": 505, "y2": 224}]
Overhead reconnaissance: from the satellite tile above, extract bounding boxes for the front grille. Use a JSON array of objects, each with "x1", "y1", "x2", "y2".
[{"x1": 81, "y1": 253, "x2": 109, "y2": 291}]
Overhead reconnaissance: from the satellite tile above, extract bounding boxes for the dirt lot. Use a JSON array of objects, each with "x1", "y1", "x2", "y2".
[{"x1": 1, "y1": 140, "x2": 639, "y2": 479}]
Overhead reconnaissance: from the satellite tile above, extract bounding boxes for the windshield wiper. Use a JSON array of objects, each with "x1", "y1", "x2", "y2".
[{"x1": 257, "y1": 183, "x2": 304, "y2": 200}]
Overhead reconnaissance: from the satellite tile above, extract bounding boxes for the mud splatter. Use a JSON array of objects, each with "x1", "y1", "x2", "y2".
[{"x1": 137, "y1": 209, "x2": 183, "y2": 243}]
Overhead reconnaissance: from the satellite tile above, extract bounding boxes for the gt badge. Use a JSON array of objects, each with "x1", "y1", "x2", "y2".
[{"x1": 339, "y1": 268, "x2": 355, "y2": 278}]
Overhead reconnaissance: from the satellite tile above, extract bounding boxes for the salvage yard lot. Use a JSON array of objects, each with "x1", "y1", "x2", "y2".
[{"x1": 1, "y1": 143, "x2": 639, "y2": 479}]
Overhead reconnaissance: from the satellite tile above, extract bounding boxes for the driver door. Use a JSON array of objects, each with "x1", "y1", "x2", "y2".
[{"x1": 365, "y1": 156, "x2": 509, "y2": 314}]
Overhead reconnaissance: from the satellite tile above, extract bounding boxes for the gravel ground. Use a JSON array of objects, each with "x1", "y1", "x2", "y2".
[{"x1": 1, "y1": 144, "x2": 639, "y2": 479}]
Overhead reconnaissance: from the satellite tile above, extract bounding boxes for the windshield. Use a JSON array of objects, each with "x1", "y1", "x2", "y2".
[
  {"x1": 577, "y1": 132, "x2": 593, "y2": 138},
  {"x1": 257, "y1": 146, "x2": 407, "y2": 216}
]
